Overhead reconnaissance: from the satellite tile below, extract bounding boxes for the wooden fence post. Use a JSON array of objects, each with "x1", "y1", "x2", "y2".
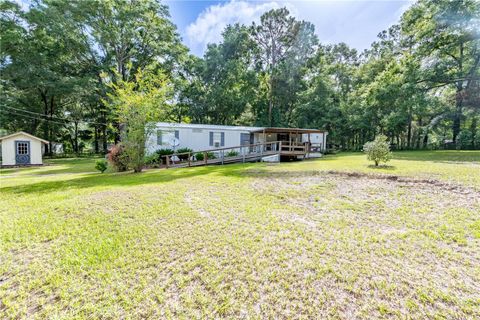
[
  {"x1": 204, "y1": 151, "x2": 208, "y2": 165},
  {"x1": 188, "y1": 152, "x2": 191, "y2": 167},
  {"x1": 166, "y1": 156, "x2": 170, "y2": 169}
]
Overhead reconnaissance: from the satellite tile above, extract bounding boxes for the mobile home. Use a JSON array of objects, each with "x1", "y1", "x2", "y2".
[{"x1": 146, "y1": 122, "x2": 327, "y2": 158}]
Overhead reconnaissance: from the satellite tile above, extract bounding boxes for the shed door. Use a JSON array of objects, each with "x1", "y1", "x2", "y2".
[{"x1": 15, "y1": 141, "x2": 30, "y2": 165}]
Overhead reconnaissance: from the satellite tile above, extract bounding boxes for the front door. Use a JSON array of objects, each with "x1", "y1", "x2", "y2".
[{"x1": 15, "y1": 141, "x2": 30, "y2": 165}]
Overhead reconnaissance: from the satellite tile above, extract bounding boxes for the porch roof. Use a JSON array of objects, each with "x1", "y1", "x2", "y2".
[{"x1": 250, "y1": 127, "x2": 326, "y2": 134}]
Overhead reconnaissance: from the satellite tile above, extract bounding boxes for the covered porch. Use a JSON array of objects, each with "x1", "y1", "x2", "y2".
[{"x1": 251, "y1": 127, "x2": 326, "y2": 158}]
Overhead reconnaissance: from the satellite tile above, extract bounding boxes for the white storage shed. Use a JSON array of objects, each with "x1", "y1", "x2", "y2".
[{"x1": 0, "y1": 131, "x2": 49, "y2": 166}]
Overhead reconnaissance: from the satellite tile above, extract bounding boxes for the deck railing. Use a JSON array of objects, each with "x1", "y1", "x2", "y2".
[
  {"x1": 163, "y1": 141, "x2": 283, "y2": 168},
  {"x1": 280, "y1": 144, "x2": 306, "y2": 153}
]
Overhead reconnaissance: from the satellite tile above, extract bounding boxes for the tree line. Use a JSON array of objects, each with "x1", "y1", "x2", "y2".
[{"x1": 1, "y1": 0, "x2": 479, "y2": 153}]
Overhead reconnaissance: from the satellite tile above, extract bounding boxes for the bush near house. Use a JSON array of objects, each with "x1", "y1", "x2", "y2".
[
  {"x1": 363, "y1": 135, "x2": 392, "y2": 166},
  {"x1": 226, "y1": 150, "x2": 239, "y2": 157},
  {"x1": 194, "y1": 152, "x2": 216, "y2": 161},
  {"x1": 176, "y1": 148, "x2": 193, "y2": 160},
  {"x1": 107, "y1": 144, "x2": 129, "y2": 172},
  {"x1": 145, "y1": 149, "x2": 174, "y2": 166}
]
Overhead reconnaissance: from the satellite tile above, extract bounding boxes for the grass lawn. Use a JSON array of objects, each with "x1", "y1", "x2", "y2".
[{"x1": 1, "y1": 151, "x2": 479, "y2": 319}]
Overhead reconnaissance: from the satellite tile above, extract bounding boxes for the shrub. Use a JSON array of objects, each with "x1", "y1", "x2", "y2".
[
  {"x1": 363, "y1": 135, "x2": 392, "y2": 166},
  {"x1": 176, "y1": 147, "x2": 193, "y2": 160},
  {"x1": 226, "y1": 150, "x2": 239, "y2": 157},
  {"x1": 458, "y1": 130, "x2": 472, "y2": 150},
  {"x1": 194, "y1": 151, "x2": 216, "y2": 161},
  {"x1": 95, "y1": 159, "x2": 108, "y2": 173},
  {"x1": 194, "y1": 152, "x2": 204, "y2": 161},
  {"x1": 144, "y1": 153, "x2": 159, "y2": 166},
  {"x1": 157, "y1": 148, "x2": 174, "y2": 164},
  {"x1": 107, "y1": 144, "x2": 129, "y2": 172},
  {"x1": 147, "y1": 148, "x2": 174, "y2": 165}
]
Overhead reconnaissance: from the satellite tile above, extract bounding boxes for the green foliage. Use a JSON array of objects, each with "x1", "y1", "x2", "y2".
[
  {"x1": 95, "y1": 159, "x2": 108, "y2": 173},
  {"x1": 105, "y1": 67, "x2": 173, "y2": 172},
  {"x1": 226, "y1": 150, "x2": 239, "y2": 157},
  {"x1": 176, "y1": 148, "x2": 193, "y2": 160},
  {"x1": 107, "y1": 144, "x2": 129, "y2": 172},
  {"x1": 458, "y1": 130, "x2": 473, "y2": 150},
  {"x1": 251, "y1": 8, "x2": 317, "y2": 126},
  {"x1": 194, "y1": 152, "x2": 204, "y2": 161},
  {"x1": 144, "y1": 154, "x2": 159, "y2": 166},
  {"x1": 194, "y1": 152, "x2": 216, "y2": 161},
  {"x1": 156, "y1": 149, "x2": 175, "y2": 157},
  {"x1": 1, "y1": 0, "x2": 479, "y2": 154},
  {"x1": 145, "y1": 149, "x2": 174, "y2": 166},
  {"x1": 0, "y1": 0, "x2": 186, "y2": 154},
  {"x1": 363, "y1": 135, "x2": 393, "y2": 166}
]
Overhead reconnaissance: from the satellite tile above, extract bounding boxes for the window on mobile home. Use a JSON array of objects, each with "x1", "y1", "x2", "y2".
[
  {"x1": 209, "y1": 132, "x2": 225, "y2": 147},
  {"x1": 157, "y1": 130, "x2": 162, "y2": 145}
]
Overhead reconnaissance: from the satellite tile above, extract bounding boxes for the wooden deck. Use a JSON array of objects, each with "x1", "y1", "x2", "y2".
[{"x1": 163, "y1": 141, "x2": 310, "y2": 169}]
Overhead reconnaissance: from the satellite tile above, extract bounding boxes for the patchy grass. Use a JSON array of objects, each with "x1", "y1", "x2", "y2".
[{"x1": 1, "y1": 151, "x2": 479, "y2": 319}]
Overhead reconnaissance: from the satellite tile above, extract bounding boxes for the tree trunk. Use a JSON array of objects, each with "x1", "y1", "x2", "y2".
[
  {"x1": 452, "y1": 92, "x2": 463, "y2": 145},
  {"x1": 268, "y1": 75, "x2": 274, "y2": 126},
  {"x1": 453, "y1": 43, "x2": 464, "y2": 146},
  {"x1": 94, "y1": 126, "x2": 99, "y2": 153},
  {"x1": 74, "y1": 121, "x2": 79, "y2": 154},
  {"x1": 407, "y1": 116, "x2": 412, "y2": 149},
  {"x1": 471, "y1": 117, "x2": 477, "y2": 149},
  {"x1": 101, "y1": 110, "x2": 108, "y2": 152},
  {"x1": 49, "y1": 96, "x2": 55, "y2": 156},
  {"x1": 416, "y1": 117, "x2": 422, "y2": 149},
  {"x1": 423, "y1": 129, "x2": 429, "y2": 149},
  {"x1": 40, "y1": 90, "x2": 50, "y2": 155}
]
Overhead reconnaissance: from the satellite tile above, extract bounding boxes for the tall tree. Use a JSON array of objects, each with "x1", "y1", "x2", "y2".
[
  {"x1": 401, "y1": 0, "x2": 480, "y2": 144},
  {"x1": 251, "y1": 8, "x2": 301, "y2": 126},
  {"x1": 106, "y1": 66, "x2": 173, "y2": 172}
]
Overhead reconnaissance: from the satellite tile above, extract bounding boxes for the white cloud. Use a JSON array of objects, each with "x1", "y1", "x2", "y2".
[{"x1": 185, "y1": 0, "x2": 297, "y2": 55}]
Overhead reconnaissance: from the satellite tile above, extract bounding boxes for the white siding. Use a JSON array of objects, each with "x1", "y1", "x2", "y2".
[
  {"x1": 146, "y1": 124, "x2": 252, "y2": 154},
  {"x1": 1, "y1": 133, "x2": 44, "y2": 165},
  {"x1": 302, "y1": 132, "x2": 327, "y2": 151},
  {"x1": 145, "y1": 123, "x2": 328, "y2": 154}
]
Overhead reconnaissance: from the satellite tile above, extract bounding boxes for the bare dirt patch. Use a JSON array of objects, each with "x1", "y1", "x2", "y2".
[{"x1": 248, "y1": 170, "x2": 480, "y2": 318}]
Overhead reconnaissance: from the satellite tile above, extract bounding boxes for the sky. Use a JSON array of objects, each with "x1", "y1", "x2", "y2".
[
  {"x1": 166, "y1": 0, "x2": 414, "y2": 56},
  {"x1": 15, "y1": 0, "x2": 414, "y2": 57}
]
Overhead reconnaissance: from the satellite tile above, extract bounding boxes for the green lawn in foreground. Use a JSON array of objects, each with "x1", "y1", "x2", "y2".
[{"x1": 1, "y1": 151, "x2": 479, "y2": 319}]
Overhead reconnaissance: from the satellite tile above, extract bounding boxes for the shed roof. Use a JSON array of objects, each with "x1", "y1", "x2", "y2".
[{"x1": 0, "y1": 131, "x2": 49, "y2": 144}]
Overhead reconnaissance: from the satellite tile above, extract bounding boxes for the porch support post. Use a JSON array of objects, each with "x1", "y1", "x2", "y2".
[
  {"x1": 308, "y1": 133, "x2": 311, "y2": 157},
  {"x1": 263, "y1": 129, "x2": 266, "y2": 151}
]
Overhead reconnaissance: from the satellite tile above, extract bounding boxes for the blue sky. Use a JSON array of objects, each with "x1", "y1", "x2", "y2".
[
  {"x1": 16, "y1": 0, "x2": 414, "y2": 57},
  {"x1": 166, "y1": 0, "x2": 413, "y2": 56}
]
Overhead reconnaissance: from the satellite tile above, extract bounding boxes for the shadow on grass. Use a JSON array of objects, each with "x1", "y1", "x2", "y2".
[
  {"x1": 0, "y1": 158, "x2": 102, "y2": 176},
  {"x1": 0, "y1": 163, "x2": 260, "y2": 195}
]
